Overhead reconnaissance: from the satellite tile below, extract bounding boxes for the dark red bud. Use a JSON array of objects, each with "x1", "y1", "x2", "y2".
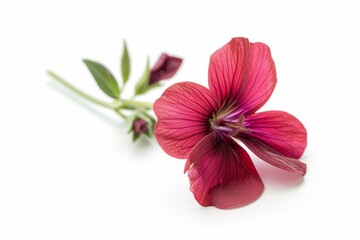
[
  {"x1": 133, "y1": 118, "x2": 148, "y2": 134},
  {"x1": 149, "y1": 53, "x2": 182, "y2": 84}
]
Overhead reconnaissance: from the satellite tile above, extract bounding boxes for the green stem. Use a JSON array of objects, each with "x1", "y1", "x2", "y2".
[
  {"x1": 48, "y1": 70, "x2": 120, "y2": 109},
  {"x1": 114, "y1": 110, "x2": 128, "y2": 120},
  {"x1": 122, "y1": 100, "x2": 153, "y2": 110},
  {"x1": 48, "y1": 70, "x2": 153, "y2": 114},
  {"x1": 141, "y1": 110, "x2": 156, "y2": 122}
]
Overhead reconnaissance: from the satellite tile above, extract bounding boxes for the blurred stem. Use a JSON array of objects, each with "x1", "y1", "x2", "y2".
[
  {"x1": 121, "y1": 100, "x2": 153, "y2": 110},
  {"x1": 47, "y1": 70, "x2": 118, "y2": 109},
  {"x1": 114, "y1": 110, "x2": 128, "y2": 120},
  {"x1": 48, "y1": 70, "x2": 153, "y2": 117}
]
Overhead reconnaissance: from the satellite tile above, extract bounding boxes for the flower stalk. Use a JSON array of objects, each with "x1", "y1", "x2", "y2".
[
  {"x1": 48, "y1": 40, "x2": 182, "y2": 141},
  {"x1": 48, "y1": 70, "x2": 153, "y2": 116},
  {"x1": 48, "y1": 71, "x2": 119, "y2": 109}
]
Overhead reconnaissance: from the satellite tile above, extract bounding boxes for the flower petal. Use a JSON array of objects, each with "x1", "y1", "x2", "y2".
[
  {"x1": 208, "y1": 37, "x2": 249, "y2": 106},
  {"x1": 208, "y1": 38, "x2": 276, "y2": 115},
  {"x1": 241, "y1": 138, "x2": 307, "y2": 175},
  {"x1": 185, "y1": 132, "x2": 264, "y2": 209},
  {"x1": 237, "y1": 42, "x2": 277, "y2": 115},
  {"x1": 243, "y1": 111, "x2": 307, "y2": 159},
  {"x1": 154, "y1": 82, "x2": 219, "y2": 159},
  {"x1": 149, "y1": 54, "x2": 183, "y2": 84}
]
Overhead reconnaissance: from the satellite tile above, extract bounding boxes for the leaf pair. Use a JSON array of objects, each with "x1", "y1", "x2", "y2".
[{"x1": 83, "y1": 41, "x2": 131, "y2": 99}]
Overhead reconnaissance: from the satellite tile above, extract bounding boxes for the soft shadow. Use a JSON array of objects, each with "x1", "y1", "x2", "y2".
[
  {"x1": 135, "y1": 135, "x2": 153, "y2": 147},
  {"x1": 49, "y1": 81, "x2": 158, "y2": 162},
  {"x1": 254, "y1": 159, "x2": 305, "y2": 188},
  {"x1": 48, "y1": 81, "x2": 120, "y2": 127},
  {"x1": 131, "y1": 137, "x2": 161, "y2": 162}
]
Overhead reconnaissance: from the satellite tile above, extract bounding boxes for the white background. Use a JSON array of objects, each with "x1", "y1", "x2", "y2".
[{"x1": 1, "y1": 0, "x2": 359, "y2": 239}]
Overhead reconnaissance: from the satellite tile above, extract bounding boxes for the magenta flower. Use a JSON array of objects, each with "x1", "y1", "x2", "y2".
[
  {"x1": 154, "y1": 37, "x2": 307, "y2": 209},
  {"x1": 149, "y1": 54, "x2": 183, "y2": 84}
]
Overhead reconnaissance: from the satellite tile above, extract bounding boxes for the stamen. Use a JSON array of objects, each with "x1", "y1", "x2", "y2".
[{"x1": 210, "y1": 113, "x2": 249, "y2": 136}]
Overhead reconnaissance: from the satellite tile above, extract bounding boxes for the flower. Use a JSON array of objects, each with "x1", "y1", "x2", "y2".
[
  {"x1": 153, "y1": 37, "x2": 307, "y2": 209},
  {"x1": 149, "y1": 53, "x2": 183, "y2": 85}
]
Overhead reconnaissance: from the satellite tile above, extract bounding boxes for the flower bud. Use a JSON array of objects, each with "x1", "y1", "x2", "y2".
[
  {"x1": 133, "y1": 118, "x2": 148, "y2": 134},
  {"x1": 149, "y1": 54, "x2": 182, "y2": 84}
]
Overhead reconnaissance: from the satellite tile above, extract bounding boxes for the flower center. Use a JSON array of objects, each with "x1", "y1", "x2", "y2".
[{"x1": 210, "y1": 112, "x2": 249, "y2": 137}]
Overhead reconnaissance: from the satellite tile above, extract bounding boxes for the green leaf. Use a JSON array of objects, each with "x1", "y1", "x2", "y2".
[
  {"x1": 134, "y1": 58, "x2": 150, "y2": 95},
  {"x1": 83, "y1": 59, "x2": 120, "y2": 99},
  {"x1": 121, "y1": 40, "x2": 131, "y2": 84},
  {"x1": 132, "y1": 133, "x2": 140, "y2": 142}
]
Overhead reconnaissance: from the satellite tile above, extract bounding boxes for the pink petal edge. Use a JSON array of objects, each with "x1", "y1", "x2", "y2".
[
  {"x1": 241, "y1": 138, "x2": 307, "y2": 175},
  {"x1": 208, "y1": 37, "x2": 249, "y2": 106},
  {"x1": 243, "y1": 111, "x2": 307, "y2": 159},
  {"x1": 208, "y1": 38, "x2": 277, "y2": 115},
  {"x1": 237, "y1": 42, "x2": 277, "y2": 115},
  {"x1": 154, "y1": 82, "x2": 219, "y2": 159},
  {"x1": 185, "y1": 132, "x2": 264, "y2": 209}
]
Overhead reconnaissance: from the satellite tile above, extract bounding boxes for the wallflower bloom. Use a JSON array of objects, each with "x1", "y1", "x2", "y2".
[{"x1": 154, "y1": 37, "x2": 307, "y2": 209}]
